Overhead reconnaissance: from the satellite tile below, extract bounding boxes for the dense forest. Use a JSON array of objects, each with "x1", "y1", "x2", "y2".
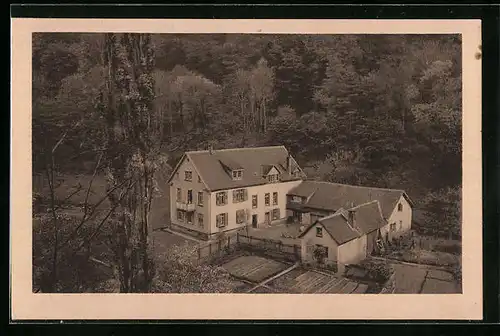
[
  {"x1": 33, "y1": 33, "x2": 461, "y2": 198},
  {"x1": 32, "y1": 33, "x2": 462, "y2": 292}
]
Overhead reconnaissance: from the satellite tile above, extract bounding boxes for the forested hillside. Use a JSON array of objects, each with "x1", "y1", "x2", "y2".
[{"x1": 33, "y1": 33, "x2": 461, "y2": 220}]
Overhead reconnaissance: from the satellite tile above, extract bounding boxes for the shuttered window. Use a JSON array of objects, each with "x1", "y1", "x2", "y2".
[
  {"x1": 216, "y1": 213, "x2": 228, "y2": 228},
  {"x1": 236, "y1": 209, "x2": 246, "y2": 224},
  {"x1": 232, "y1": 189, "x2": 248, "y2": 203},
  {"x1": 216, "y1": 191, "x2": 228, "y2": 206}
]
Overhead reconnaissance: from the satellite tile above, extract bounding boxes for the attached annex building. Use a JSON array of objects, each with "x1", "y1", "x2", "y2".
[
  {"x1": 290, "y1": 181, "x2": 414, "y2": 271},
  {"x1": 167, "y1": 146, "x2": 305, "y2": 240}
]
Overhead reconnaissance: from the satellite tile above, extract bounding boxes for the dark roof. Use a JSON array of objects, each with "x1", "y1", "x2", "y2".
[
  {"x1": 288, "y1": 180, "x2": 411, "y2": 219},
  {"x1": 182, "y1": 146, "x2": 303, "y2": 191},
  {"x1": 298, "y1": 201, "x2": 390, "y2": 244},
  {"x1": 320, "y1": 214, "x2": 361, "y2": 245},
  {"x1": 349, "y1": 200, "x2": 387, "y2": 234},
  {"x1": 219, "y1": 157, "x2": 243, "y2": 170},
  {"x1": 298, "y1": 212, "x2": 361, "y2": 245}
]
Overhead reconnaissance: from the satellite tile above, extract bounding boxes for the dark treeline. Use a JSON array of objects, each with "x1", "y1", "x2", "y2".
[{"x1": 33, "y1": 33, "x2": 462, "y2": 206}]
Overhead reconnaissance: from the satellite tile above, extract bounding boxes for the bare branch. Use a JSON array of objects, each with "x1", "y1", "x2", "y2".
[{"x1": 57, "y1": 174, "x2": 135, "y2": 250}]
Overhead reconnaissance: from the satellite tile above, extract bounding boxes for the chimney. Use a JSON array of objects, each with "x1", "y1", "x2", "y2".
[
  {"x1": 348, "y1": 209, "x2": 357, "y2": 230},
  {"x1": 287, "y1": 154, "x2": 292, "y2": 175}
]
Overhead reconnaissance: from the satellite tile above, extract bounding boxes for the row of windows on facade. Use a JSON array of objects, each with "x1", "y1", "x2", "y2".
[
  {"x1": 180, "y1": 169, "x2": 298, "y2": 184},
  {"x1": 176, "y1": 188, "x2": 204, "y2": 205},
  {"x1": 177, "y1": 187, "x2": 279, "y2": 207},
  {"x1": 177, "y1": 208, "x2": 281, "y2": 228},
  {"x1": 216, "y1": 190, "x2": 279, "y2": 207}
]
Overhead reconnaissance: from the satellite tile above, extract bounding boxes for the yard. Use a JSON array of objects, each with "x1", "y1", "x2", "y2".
[
  {"x1": 391, "y1": 262, "x2": 459, "y2": 294},
  {"x1": 220, "y1": 255, "x2": 369, "y2": 294},
  {"x1": 222, "y1": 255, "x2": 290, "y2": 283},
  {"x1": 245, "y1": 223, "x2": 303, "y2": 245}
]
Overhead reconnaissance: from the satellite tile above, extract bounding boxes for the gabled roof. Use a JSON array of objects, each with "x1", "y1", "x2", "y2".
[
  {"x1": 298, "y1": 200, "x2": 388, "y2": 245},
  {"x1": 298, "y1": 212, "x2": 361, "y2": 245},
  {"x1": 349, "y1": 200, "x2": 387, "y2": 234},
  {"x1": 172, "y1": 146, "x2": 304, "y2": 191},
  {"x1": 288, "y1": 180, "x2": 412, "y2": 219}
]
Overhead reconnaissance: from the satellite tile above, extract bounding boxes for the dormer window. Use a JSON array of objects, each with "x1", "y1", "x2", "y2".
[
  {"x1": 232, "y1": 169, "x2": 243, "y2": 180},
  {"x1": 268, "y1": 174, "x2": 279, "y2": 183}
]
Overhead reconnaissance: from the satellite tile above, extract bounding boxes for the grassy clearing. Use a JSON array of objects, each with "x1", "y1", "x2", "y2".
[{"x1": 388, "y1": 249, "x2": 459, "y2": 268}]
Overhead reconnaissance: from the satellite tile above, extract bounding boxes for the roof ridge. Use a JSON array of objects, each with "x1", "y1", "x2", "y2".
[
  {"x1": 303, "y1": 180, "x2": 405, "y2": 193},
  {"x1": 348, "y1": 199, "x2": 380, "y2": 211},
  {"x1": 186, "y1": 145, "x2": 286, "y2": 154},
  {"x1": 318, "y1": 211, "x2": 345, "y2": 222}
]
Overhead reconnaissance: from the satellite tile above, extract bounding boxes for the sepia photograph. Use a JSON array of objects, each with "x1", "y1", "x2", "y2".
[{"x1": 11, "y1": 18, "x2": 482, "y2": 320}]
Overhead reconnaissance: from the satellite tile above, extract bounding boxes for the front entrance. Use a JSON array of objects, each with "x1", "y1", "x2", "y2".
[
  {"x1": 265, "y1": 212, "x2": 270, "y2": 224},
  {"x1": 252, "y1": 214, "x2": 258, "y2": 228}
]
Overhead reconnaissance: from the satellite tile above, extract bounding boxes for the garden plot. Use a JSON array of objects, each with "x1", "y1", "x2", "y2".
[
  {"x1": 420, "y1": 277, "x2": 457, "y2": 294},
  {"x1": 222, "y1": 256, "x2": 289, "y2": 283},
  {"x1": 273, "y1": 270, "x2": 368, "y2": 294}
]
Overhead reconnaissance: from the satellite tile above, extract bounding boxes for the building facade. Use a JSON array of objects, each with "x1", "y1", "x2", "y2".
[{"x1": 168, "y1": 146, "x2": 304, "y2": 240}]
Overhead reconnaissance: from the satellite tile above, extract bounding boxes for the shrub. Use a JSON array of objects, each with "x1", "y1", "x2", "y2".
[{"x1": 358, "y1": 259, "x2": 394, "y2": 283}]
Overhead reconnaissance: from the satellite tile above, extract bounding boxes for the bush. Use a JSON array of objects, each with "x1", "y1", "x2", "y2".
[{"x1": 358, "y1": 259, "x2": 394, "y2": 283}]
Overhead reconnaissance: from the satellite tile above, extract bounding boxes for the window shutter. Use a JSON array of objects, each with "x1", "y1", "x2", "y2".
[
  {"x1": 225, "y1": 213, "x2": 228, "y2": 226},
  {"x1": 244, "y1": 189, "x2": 248, "y2": 201},
  {"x1": 232, "y1": 190, "x2": 237, "y2": 202}
]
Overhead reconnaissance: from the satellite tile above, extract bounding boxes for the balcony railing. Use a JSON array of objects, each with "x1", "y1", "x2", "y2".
[{"x1": 176, "y1": 201, "x2": 195, "y2": 212}]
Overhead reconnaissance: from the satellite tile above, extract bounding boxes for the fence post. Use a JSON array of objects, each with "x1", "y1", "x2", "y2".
[
  {"x1": 198, "y1": 246, "x2": 201, "y2": 260},
  {"x1": 237, "y1": 233, "x2": 240, "y2": 244},
  {"x1": 209, "y1": 243, "x2": 212, "y2": 255},
  {"x1": 227, "y1": 236, "x2": 230, "y2": 250},
  {"x1": 218, "y1": 239, "x2": 222, "y2": 252}
]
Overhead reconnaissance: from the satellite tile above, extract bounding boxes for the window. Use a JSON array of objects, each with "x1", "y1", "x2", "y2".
[
  {"x1": 265, "y1": 193, "x2": 270, "y2": 206},
  {"x1": 216, "y1": 191, "x2": 228, "y2": 206},
  {"x1": 232, "y1": 169, "x2": 243, "y2": 180},
  {"x1": 272, "y1": 208, "x2": 280, "y2": 220},
  {"x1": 236, "y1": 209, "x2": 246, "y2": 224},
  {"x1": 399, "y1": 220, "x2": 403, "y2": 230},
  {"x1": 187, "y1": 212, "x2": 193, "y2": 225},
  {"x1": 198, "y1": 213, "x2": 204, "y2": 227},
  {"x1": 198, "y1": 192, "x2": 204, "y2": 206},
  {"x1": 252, "y1": 195, "x2": 258, "y2": 208},
  {"x1": 390, "y1": 223, "x2": 396, "y2": 232},
  {"x1": 185, "y1": 171, "x2": 192, "y2": 181},
  {"x1": 316, "y1": 227, "x2": 323, "y2": 238},
  {"x1": 176, "y1": 188, "x2": 182, "y2": 202},
  {"x1": 216, "y1": 213, "x2": 228, "y2": 228},
  {"x1": 291, "y1": 196, "x2": 302, "y2": 203},
  {"x1": 187, "y1": 189, "x2": 193, "y2": 204},
  {"x1": 398, "y1": 203, "x2": 403, "y2": 212},
  {"x1": 315, "y1": 244, "x2": 328, "y2": 258},
  {"x1": 268, "y1": 174, "x2": 279, "y2": 183},
  {"x1": 177, "y1": 210, "x2": 185, "y2": 222},
  {"x1": 273, "y1": 192, "x2": 278, "y2": 205},
  {"x1": 232, "y1": 189, "x2": 248, "y2": 203}
]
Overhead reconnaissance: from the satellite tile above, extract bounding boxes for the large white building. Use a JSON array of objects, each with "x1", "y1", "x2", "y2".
[{"x1": 167, "y1": 146, "x2": 305, "y2": 240}]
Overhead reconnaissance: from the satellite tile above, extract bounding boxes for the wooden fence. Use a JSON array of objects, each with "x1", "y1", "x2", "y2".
[{"x1": 197, "y1": 233, "x2": 301, "y2": 263}]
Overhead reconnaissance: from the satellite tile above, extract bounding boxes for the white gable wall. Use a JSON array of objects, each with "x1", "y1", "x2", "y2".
[
  {"x1": 169, "y1": 156, "x2": 211, "y2": 238},
  {"x1": 300, "y1": 222, "x2": 338, "y2": 266},
  {"x1": 383, "y1": 195, "x2": 412, "y2": 241}
]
